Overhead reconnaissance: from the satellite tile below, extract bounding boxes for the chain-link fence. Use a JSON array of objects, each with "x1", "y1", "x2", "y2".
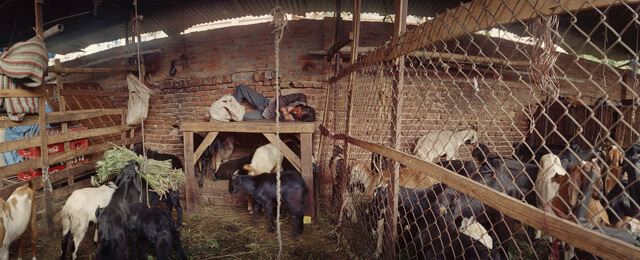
[{"x1": 318, "y1": 1, "x2": 640, "y2": 259}]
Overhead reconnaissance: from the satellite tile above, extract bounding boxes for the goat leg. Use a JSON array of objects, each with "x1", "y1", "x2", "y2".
[
  {"x1": 264, "y1": 201, "x2": 275, "y2": 232},
  {"x1": 199, "y1": 160, "x2": 205, "y2": 188},
  {"x1": 210, "y1": 156, "x2": 217, "y2": 181}
]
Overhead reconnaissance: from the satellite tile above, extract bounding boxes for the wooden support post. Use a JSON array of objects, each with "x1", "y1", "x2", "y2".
[
  {"x1": 384, "y1": 0, "x2": 407, "y2": 258},
  {"x1": 300, "y1": 133, "x2": 317, "y2": 221},
  {"x1": 55, "y1": 59, "x2": 74, "y2": 185},
  {"x1": 338, "y1": 0, "x2": 358, "y2": 222},
  {"x1": 183, "y1": 132, "x2": 196, "y2": 212},
  {"x1": 35, "y1": 0, "x2": 55, "y2": 236}
]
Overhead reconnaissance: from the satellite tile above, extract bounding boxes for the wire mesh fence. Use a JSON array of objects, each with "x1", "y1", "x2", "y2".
[{"x1": 318, "y1": 1, "x2": 640, "y2": 259}]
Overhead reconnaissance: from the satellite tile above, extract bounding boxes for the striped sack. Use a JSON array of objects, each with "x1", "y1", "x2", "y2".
[{"x1": 0, "y1": 37, "x2": 48, "y2": 121}]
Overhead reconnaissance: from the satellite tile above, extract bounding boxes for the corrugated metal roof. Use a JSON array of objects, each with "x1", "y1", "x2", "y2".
[
  {"x1": 1, "y1": 0, "x2": 637, "y2": 59},
  {"x1": 0, "y1": 0, "x2": 467, "y2": 54}
]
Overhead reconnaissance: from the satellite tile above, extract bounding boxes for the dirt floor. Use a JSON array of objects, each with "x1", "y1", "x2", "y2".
[{"x1": 31, "y1": 204, "x2": 345, "y2": 260}]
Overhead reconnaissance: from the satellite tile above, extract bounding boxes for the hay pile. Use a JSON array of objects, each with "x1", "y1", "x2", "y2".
[{"x1": 91, "y1": 144, "x2": 184, "y2": 197}]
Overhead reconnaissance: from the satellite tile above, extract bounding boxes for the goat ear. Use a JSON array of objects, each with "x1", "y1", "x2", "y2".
[
  {"x1": 568, "y1": 180, "x2": 580, "y2": 206},
  {"x1": 134, "y1": 175, "x2": 142, "y2": 193}
]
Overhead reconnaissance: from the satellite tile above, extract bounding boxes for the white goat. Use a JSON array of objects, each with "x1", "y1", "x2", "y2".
[
  {"x1": 413, "y1": 128, "x2": 478, "y2": 162},
  {"x1": 0, "y1": 181, "x2": 37, "y2": 260},
  {"x1": 242, "y1": 143, "x2": 284, "y2": 214},
  {"x1": 535, "y1": 154, "x2": 567, "y2": 239},
  {"x1": 59, "y1": 182, "x2": 117, "y2": 260}
]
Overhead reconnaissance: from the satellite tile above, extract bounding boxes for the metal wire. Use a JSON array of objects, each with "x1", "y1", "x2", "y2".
[{"x1": 318, "y1": 1, "x2": 640, "y2": 259}]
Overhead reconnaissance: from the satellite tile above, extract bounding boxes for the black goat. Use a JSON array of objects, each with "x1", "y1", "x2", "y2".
[
  {"x1": 213, "y1": 152, "x2": 254, "y2": 180},
  {"x1": 513, "y1": 141, "x2": 602, "y2": 171},
  {"x1": 192, "y1": 133, "x2": 222, "y2": 185},
  {"x1": 372, "y1": 185, "x2": 502, "y2": 260},
  {"x1": 625, "y1": 144, "x2": 640, "y2": 158},
  {"x1": 228, "y1": 170, "x2": 308, "y2": 234},
  {"x1": 128, "y1": 202, "x2": 187, "y2": 260},
  {"x1": 96, "y1": 160, "x2": 143, "y2": 260},
  {"x1": 607, "y1": 155, "x2": 640, "y2": 222},
  {"x1": 132, "y1": 147, "x2": 184, "y2": 228}
]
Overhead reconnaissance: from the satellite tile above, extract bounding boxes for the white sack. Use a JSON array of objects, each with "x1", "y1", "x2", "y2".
[{"x1": 209, "y1": 95, "x2": 245, "y2": 122}]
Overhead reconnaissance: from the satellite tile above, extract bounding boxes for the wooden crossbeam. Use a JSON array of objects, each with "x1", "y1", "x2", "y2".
[
  {"x1": 179, "y1": 121, "x2": 315, "y2": 133},
  {"x1": 59, "y1": 89, "x2": 129, "y2": 98},
  {"x1": 0, "y1": 125, "x2": 133, "y2": 154},
  {"x1": 193, "y1": 132, "x2": 218, "y2": 165},
  {"x1": 263, "y1": 133, "x2": 301, "y2": 172},
  {"x1": 0, "y1": 89, "x2": 42, "y2": 98},
  {"x1": 0, "y1": 109, "x2": 125, "y2": 129},
  {"x1": 47, "y1": 66, "x2": 136, "y2": 74}
]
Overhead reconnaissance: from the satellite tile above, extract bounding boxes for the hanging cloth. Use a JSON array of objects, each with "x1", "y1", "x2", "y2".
[
  {"x1": 0, "y1": 37, "x2": 48, "y2": 121},
  {"x1": 126, "y1": 73, "x2": 153, "y2": 125}
]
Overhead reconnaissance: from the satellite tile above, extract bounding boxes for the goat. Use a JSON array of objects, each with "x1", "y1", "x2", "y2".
[
  {"x1": 213, "y1": 152, "x2": 254, "y2": 180},
  {"x1": 242, "y1": 143, "x2": 284, "y2": 214},
  {"x1": 606, "y1": 145, "x2": 624, "y2": 167},
  {"x1": 372, "y1": 184, "x2": 504, "y2": 260},
  {"x1": 132, "y1": 148, "x2": 183, "y2": 228},
  {"x1": 215, "y1": 137, "x2": 235, "y2": 171},
  {"x1": 413, "y1": 127, "x2": 478, "y2": 162},
  {"x1": 514, "y1": 141, "x2": 602, "y2": 171},
  {"x1": 606, "y1": 154, "x2": 640, "y2": 225},
  {"x1": 128, "y1": 202, "x2": 187, "y2": 260},
  {"x1": 187, "y1": 133, "x2": 216, "y2": 186},
  {"x1": 0, "y1": 180, "x2": 37, "y2": 260},
  {"x1": 59, "y1": 182, "x2": 116, "y2": 260},
  {"x1": 536, "y1": 156, "x2": 606, "y2": 259},
  {"x1": 625, "y1": 143, "x2": 640, "y2": 158},
  {"x1": 96, "y1": 160, "x2": 143, "y2": 260},
  {"x1": 229, "y1": 170, "x2": 308, "y2": 234}
]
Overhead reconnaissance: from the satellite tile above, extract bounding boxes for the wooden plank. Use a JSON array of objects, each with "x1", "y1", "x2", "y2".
[
  {"x1": 183, "y1": 132, "x2": 197, "y2": 212},
  {"x1": 311, "y1": 47, "x2": 530, "y2": 67},
  {"x1": 301, "y1": 133, "x2": 315, "y2": 221},
  {"x1": 329, "y1": 0, "x2": 636, "y2": 84},
  {"x1": 47, "y1": 66, "x2": 136, "y2": 74},
  {"x1": 0, "y1": 159, "x2": 40, "y2": 180},
  {"x1": 0, "y1": 109, "x2": 125, "y2": 129},
  {"x1": 193, "y1": 132, "x2": 218, "y2": 165},
  {"x1": 48, "y1": 125, "x2": 133, "y2": 145},
  {"x1": 0, "y1": 89, "x2": 42, "y2": 98},
  {"x1": 0, "y1": 162, "x2": 96, "y2": 199},
  {"x1": 48, "y1": 137, "x2": 140, "y2": 166},
  {"x1": 326, "y1": 39, "x2": 352, "y2": 61},
  {"x1": 52, "y1": 178, "x2": 92, "y2": 200},
  {"x1": 263, "y1": 133, "x2": 302, "y2": 172},
  {"x1": 0, "y1": 138, "x2": 42, "y2": 154},
  {"x1": 59, "y1": 89, "x2": 129, "y2": 98},
  {"x1": 179, "y1": 121, "x2": 315, "y2": 133},
  {"x1": 0, "y1": 125, "x2": 133, "y2": 154},
  {"x1": 343, "y1": 136, "x2": 640, "y2": 260}
]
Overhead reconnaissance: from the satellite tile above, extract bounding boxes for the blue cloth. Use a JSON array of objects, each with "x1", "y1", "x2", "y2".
[
  {"x1": 233, "y1": 84, "x2": 270, "y2": 120},
  {"x1": 1, "y1": 104, "x2": 52, "y2": 165}
]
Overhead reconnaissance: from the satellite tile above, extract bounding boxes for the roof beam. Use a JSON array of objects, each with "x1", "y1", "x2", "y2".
[{"x1": 332, "y1": 0, "x2": 640, "y2": 83}]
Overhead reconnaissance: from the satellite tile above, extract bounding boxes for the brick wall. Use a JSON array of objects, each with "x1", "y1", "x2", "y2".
[{"x1": 60, "y1": 18, "x2": 630, "y2": 200}]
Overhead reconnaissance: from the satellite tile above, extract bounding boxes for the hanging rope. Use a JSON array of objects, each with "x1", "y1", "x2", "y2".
[
  {"x1": 133, "y1": 0, "x2": 149, "y2": 184},
  {"x1": 530, "y1": 16, "x2": 560, "y2": 103},
  {"x1": 270, "y1": 4, "x2": 288, "y2": 260}
]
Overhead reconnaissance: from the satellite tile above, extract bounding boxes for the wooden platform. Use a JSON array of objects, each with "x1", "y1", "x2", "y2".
[{"x1": 180, "y1": 121, "x2": 318, "y2": 222}]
